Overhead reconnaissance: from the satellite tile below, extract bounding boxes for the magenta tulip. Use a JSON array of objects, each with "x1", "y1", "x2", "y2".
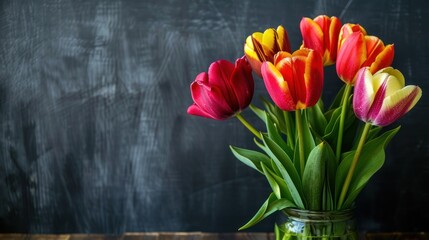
[
  {"x1": 187, "y1": 57, "x2": 254, "y2": 120},
  {"x1": 353, "y1": 67, "x2": 422, "y2": 126}
]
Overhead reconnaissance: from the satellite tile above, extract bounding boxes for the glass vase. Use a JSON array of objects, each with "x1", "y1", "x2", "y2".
[{"x1": 276, "y1": 208, "x2": 358, "y2": 240}]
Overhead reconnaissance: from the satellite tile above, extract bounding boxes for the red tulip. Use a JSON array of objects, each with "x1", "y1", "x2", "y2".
[
  {"x1": 336, "y1": 28, "x2": 394, "y2": 84},
  {"x1": 260, "y1": 49, "x2": 324, "y2": 111},
  {"x1": 300, "y1": 15, "x2": 342, "y2": 66},
  {"x1": 244, "y1": 26, "x2": 291, "y2": 76},
  {"x1": 187, "y1": 57, "x2": 254, "y2": 120},
  {"x1": 337, "y1": 23, "x2": 366, "y2": 49}
]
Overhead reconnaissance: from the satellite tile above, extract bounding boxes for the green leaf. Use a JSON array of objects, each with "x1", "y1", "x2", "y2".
[
  {"x1": 334, "y1": 150, "x2": 353, "y2": 202},
  {"x1": 261, "y1": 97, "x2": 287, "y2": 133},
  {"x1": 328, "y1": 84, "x2": 346, "y2": 111},
  {"x1": 336, "y1": 126, "x2": 401, "y2": 208},
  {"x1": 323, "y1": 178, "x2": 334, "y2": 211},
  {"x1": 250, "y1": 104, "x2": 266, "y2": 123},
  {"x1": 293, "y1": 110, "x2": 316, "y2": 175},
  {"x1": 324, "y1": 142, "x2": 338, "y2": 180},
  {"x1": 307, "y1": 100, "x2": 327, "y2": 137},
  {"x1": 261, "y1": 162, "x2": 293, "y2": 201},
  {"x1": 270, "y1": 159, "x2": 283, "y2": 177},
  {"x1": 239, "y1": 193, "x2": 295, "y2": 230},
  {"x1": 261, "y1": 134, "x2": 305, "y2": 208},
  {"x1": 324, "y1": 142, "x2": 337, "y2": 209},
  {"x1": 340, "y1": 94, "x2": 360, "y2": 151},
  {"x1": 261, "y1": 163, "x2": 281, "y2": 199},
  {"x1": 230, "y1": 146, "x2": 272, "y2": 174},
  {"x1": 274, "y1": 224, "x2": 282, "y2": 240},
  {"x1": 302, "y1": 142, "x2": 326, "y2": 210},
  {"x1": 266, "y1": 112, "x2": 289, "y2": 153},
  {"x1": 352, "y1": 125, "x2": 382, "y2": 150},
  {"x1": 292, "y1": 138, "x2": 301, "y2": 175},
  {"x1": 283, "y1": 110, "x2": 295, "y2": 141},
  {"x1": 301, "y1": 111, "x2": 316, "y2": 162},
  {"x1": 367, "y1": 126, "x2": 382, "y2": 142},
  {"x1": 324, "y1": 107, "x2": 342, "y2": 141}
]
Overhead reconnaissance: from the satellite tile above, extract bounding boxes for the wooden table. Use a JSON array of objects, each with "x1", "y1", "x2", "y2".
[{"x1": 0, "y1": 232, "x2": 428, "y2": 240}]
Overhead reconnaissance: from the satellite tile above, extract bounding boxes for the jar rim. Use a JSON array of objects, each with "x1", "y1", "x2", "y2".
[{"x1": 284, "y1": 207, "x2": 355, "y2": 222}]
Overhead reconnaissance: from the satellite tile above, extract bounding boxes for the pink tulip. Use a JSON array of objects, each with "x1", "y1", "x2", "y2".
[
  {"x1": 187, "y1": 57, "x2": 254, "y2": 120},
  {"x1": 353, "y1": 67, "x2": 422, "y2": 126}
]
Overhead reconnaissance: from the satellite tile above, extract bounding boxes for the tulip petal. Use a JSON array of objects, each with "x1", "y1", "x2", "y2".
[
  {"x1": 261, "y1": 28, "x2": 278, "y2": 60},
  {"x1": 190, "y1": 79, "x2": 234, "y2": 120},
  {"x1": 276, "y1": 25, "x2": 291, "y2": 52},
  {"x1": 249, "y1": 34, "x2": 266, "y2": 61},
  {"x1": 367, "y1": 74, "x2": 388, "y2": 121},
  {"x1": 274, "y1": 51, "x2": 293, "y2": 66},
  {"x1": 261, "y1": 62, "x2": 296, "y2": 111},
  {"x1": 208, "y1": 60, "x2": 235, "y2": 88},
  {"x1": 362, "y1": 36, "x2": 384, "y2": 67},
  {"x1": 338, "y1": 24, "x2": 366, "y2": 50},
  {"x1": 187, "y1": 104, "x2": 218, "y2": 119},
  {"x1": 292, "y1": 54, "x2": 309, "y2": 108},
  {"x1": 274, "y1": 51, "x2": 298, "y2": 104},
  {"x1": 300, "y1": 17, "x2": 324, "y2": 57},
  {"x1": 304, "y1": 50, "x2": 324, "y2": 107},
  {"x1": 208, "y1": 60, "x2": 239, "y2": 109},
  {"x1": 353, "y1": 68, "x2": 374, "y2": 122},
  {"x1": 230, "y1": 57, "x2": 254, "y2": 109},
  {"x1": 373, "y1": 86, "x2": 422, "y2": 126},
  {"x1": 275, "y1": 53, "x2": 296, "y2": 103},
  {"x1": 378, "y1": 67, "x2": 405, "y2": 95},
  {"x1": 336, "y1": 32, "x2": 367, "y2": 84},
  {"x1": 369, "y1": 44, "x2": 394, "y2": 74},
  {"x1": 326, "y1": 16, "x2": 341, "y2": 64}
]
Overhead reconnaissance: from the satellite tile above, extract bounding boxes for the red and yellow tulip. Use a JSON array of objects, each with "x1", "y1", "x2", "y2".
[
  {"x1": 337, "y1": 23, "x2": 366, "y2": 49},
  {"x1": 353, "y1": 67, "x2": 422, "y2": 126},
  {"x1": 336, "y1": 26, "x2": 394, "y2": 84},
  {"x1": 300, "y1": 15, "x2": 342, "y2": 66},
  {"x1": 244, "y1": 25, "x2": 291, "y2": 76},
  {"x1": 260, "y1": 49, "x2": 324, "y2": 111},
  {"x1": 187, "y1": 57, "x2": 254, "y2": 120}
]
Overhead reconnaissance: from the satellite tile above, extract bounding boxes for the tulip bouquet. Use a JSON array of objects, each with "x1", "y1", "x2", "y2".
[{"x1": 187, "y1": 15, "x2": 422, "y2": 238}]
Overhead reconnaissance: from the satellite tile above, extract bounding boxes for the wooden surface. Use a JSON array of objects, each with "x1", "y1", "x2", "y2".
[
  {"x1": 0, "y1": 233, "x2": 274, "y2": 240},
  {"x1": 0, "y1": 232, "x2": 428, "y2": 240}
]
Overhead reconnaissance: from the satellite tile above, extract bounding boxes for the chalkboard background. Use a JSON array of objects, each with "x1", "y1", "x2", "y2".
[{"x1": 1, "y1": 0, "x2": 428, "y2": 234}]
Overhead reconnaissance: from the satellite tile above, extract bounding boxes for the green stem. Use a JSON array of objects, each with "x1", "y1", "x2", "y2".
[
  {"x1": 283, "y1": 111, "x2": 294, "y2": 149},
  {"x1": 295, "y1": 110, "x2": 305, "y2": 177},
  {"x1": 337, "y1": 122, "x2": 372, "y2": 209},
  {"x1": 335, "y1": 84, "x2": 353, "y2": 162},
  {"x1": 236, "y1": 113, "x2": 262, "y2": 140}
]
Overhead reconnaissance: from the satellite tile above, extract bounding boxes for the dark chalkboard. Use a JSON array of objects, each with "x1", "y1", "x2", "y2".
[{"x1": 1, "y1": 0, "x2": 428, "y2": 234}]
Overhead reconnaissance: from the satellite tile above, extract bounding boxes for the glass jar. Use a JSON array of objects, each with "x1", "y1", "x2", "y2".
[{"x1": 276, "y1": 208, "x2": 358, "y2": 240}]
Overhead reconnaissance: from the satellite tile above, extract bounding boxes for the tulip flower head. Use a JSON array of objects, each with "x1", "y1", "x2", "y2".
[
  {"x1": 337, "y1": 23, "x2": 367, "y2": 49},
  {"x1": 187, "y1": 57, "x2": 254, "y2": 120},
  {"x1": 260, "y1": 48, "x2": 324, "y2": 111},
  {"x1": 353, "y1": 67, "x2": 422, "y2": 126},
  {"x1": 336, "y1": 27, "x2": 394, "y2": 84},
  {"x1": 244, "y1": 25, "x2": 291, "y2": 76},
  {"x1": 300, "y1": 15, "x2": 342, "y2": 66}
]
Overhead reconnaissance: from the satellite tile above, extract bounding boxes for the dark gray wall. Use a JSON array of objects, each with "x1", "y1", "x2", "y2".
[{"x1": 1, "y1": 0, "x2": 428, "y2": 234}]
